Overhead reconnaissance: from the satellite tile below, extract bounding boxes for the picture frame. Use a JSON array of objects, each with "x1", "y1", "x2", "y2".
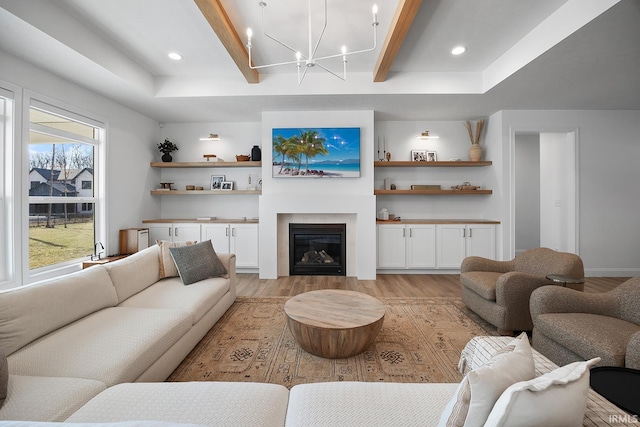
[
  {"x1": 210, "y1": 175, "x2": 225, "y2": 190},
  {"x1": 411, "y1": 149, "x2": 427, "y2": 161},
  {"x1": 426, "y1": 151, "x2": 437, "y2": 162},
  {"x1": 221, "y1": 181, "x2": 233, "y2": 191}
]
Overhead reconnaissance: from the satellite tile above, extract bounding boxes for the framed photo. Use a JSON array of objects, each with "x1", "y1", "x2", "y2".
[
  {"x1": 210, "y1": 175, "x2": 225, "y2": 190},
  {"x1": 426, "y1": 151, "x2": 437, "y2": 162},
  {"x1": 221, "y1": 181, "x2": 233, "y2": 191},
  {"x1": 411, "y1": 149, "x2": 427, "y2": 161}
]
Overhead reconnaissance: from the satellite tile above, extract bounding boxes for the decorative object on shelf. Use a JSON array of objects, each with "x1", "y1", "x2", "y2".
[
  {"x1": 377, "y1": 135, "x2": 387, "y2": 161},
  {"x1": 196, "y1": 186, "x2": 204, "y2": 191},
  {"x1": 449, "y1": 158, "x2": 461, "y2": 162},
  {"x1": 158, "y1": 138, "x2": 178, "y2": 162},
  {"x1": 203, "y1": 154, "x2": 217, "y2": 161},
  {"x1": 247, "y1": 174, "x2": 256, "y2": 191},
  {"x1": 385, "y1": 152, "x2": 391, "y2": 161},
  {"x1": 390, "y1": 184, "x2": 397, "y2": 190},
  {"x1": 210, "y1": 175, "x2": 225, "y2": 190},
  {"x1": 199, "y1": 133, "x2": 220, "y2": 141},
  {"x1": 464, "y1": 119, "x2": 486, "y2": 161},
  {"x1": 426, "y1": 151, "x2": 437, "y2": 162},
  {"x1": 377, "y1": 208, "x2": 389, "y2": 220},
  {"x1": 185, "y1": 185, "x2": 196, "y2": 191},
  {"x1": 251, "y1": 145, "x2": 262, "y2": 161},
  {"x1": 236, "y1": 154, "x2": 250, "y2": 162},
  {"x1": 451, "y1": 181, "x2": 481, "y2": 190},
  {"x1": 411, "y1": 149, "x2": 427, "y2": 161},
  {"x1": 158, "y1": 182, "x2": 173, "y2": 190},
  {"x1": 411, "y1": 184, "x2": 441, "y2": 190},
  {"x1": 383, "y1": 177, "x2": 391, "y2": 190},
  {"x1": 221, "y1": 181, "x2": 233, "y2": 191},
  {"x1": 246, "y1": 0, "x2": 379, "y2": 84},
  {"x1": 417, "y1": 130, "x2": 439, "y2": 139}
]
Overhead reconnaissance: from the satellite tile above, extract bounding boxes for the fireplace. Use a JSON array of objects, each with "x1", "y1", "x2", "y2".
[{"x1": 289, "y1": 223, "x2": 346, "y2": 276}]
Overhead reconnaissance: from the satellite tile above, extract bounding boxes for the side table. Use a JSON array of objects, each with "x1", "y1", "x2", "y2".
[
  {"x1": 545, "y1": 274, "x2": 585, "y2": 291},
  {"x1": 590, "y1": 366, "x2": 640, "y2": 416}
]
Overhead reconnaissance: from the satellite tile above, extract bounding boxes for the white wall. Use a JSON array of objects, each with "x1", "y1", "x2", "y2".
[
  {"x1": 514, "y1": 133, "x2": 540, "y2": 254},
  {"x1": 501, "y1": 110, "x2": 640, "y2": 276},
  {"x1": 0, "y1": 50, "x2": 159, "y2": 284}
]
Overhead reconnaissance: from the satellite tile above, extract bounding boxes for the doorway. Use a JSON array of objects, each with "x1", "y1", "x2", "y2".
[{"x1": 513, "y1": 130, "x2": 578, "y2": 255}]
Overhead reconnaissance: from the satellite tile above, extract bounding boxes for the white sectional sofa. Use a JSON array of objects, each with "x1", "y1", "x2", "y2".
[
  {"x1": 1, "y1": 247, "x2": 634, "y2": 426},
  {"x1": 0, "y1": 244, "x2": 236, "y2": 422}
]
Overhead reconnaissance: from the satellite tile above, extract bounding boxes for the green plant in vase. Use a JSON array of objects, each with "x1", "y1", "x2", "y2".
[{"x1": 158, "y1": 138, "x2": 178, "y2": 162}]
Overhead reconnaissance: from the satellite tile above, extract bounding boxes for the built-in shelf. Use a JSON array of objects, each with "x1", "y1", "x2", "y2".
[
  {"x1": 150, "y1": 161, "x2": 261, "y2": 168},
  {"x1": 374, "y1": 189, "x2": 492, "y2": 195},
  {"x1": 374, "y1": 161, "x2": 492, "y2": 167},
  {"x1": 150, "y1": 190, "x2": 261, "y2": 195}
]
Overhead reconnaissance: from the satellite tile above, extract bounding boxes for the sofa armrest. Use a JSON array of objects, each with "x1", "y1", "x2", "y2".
[
  {"x1": 495, "y1": 271, "x2": 552, "y2": 306},
  {"x1": 461, "y1": 256, "x2": 514, "y2": 273},
  {"x1": 625, "y1": 331, "x2": 640, "y2": 370},
  {"x1": 529, "y1": 285, "x2": 618, "y2": 321},
  {"x1": 216, "y1": 253, "x2": 236, "y2": 299}
]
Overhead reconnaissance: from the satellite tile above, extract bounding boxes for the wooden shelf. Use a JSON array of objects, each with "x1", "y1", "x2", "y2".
[
  {"x1": 150, "y1": 161, "x2": 261, "y2": 168},
  {"x1": 374, "y1": 161, "x2": 491, "y2": 167},
  {"x1": 151, "y1": 190, "x2": 261, "y2": 195},
  {"x1": 374, "y1": 189, "x2": 492, "y2": 195}
]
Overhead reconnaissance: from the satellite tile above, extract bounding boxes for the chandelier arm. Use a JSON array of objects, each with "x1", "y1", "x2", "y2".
[
  {"x1": 314, "y1": 62, "x2": 346, "y2": 81},
  {"x1": 310, "y1": 0, "x2": 329, "y2": 60},
  {"x1": 260, "y1": 3, "x2": 306, "y2": 59},
  {"x1": 297, "y1": 63, "x2": 311, "y2": 84}
]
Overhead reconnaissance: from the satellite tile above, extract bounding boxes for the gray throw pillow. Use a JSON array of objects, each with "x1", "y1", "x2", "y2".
[
  {"x1": 1, "y1": 349, "x2": 7, "y2": 409},
  {"x1": 169, "y1": 240, "x2": 227, "y2": 285}
]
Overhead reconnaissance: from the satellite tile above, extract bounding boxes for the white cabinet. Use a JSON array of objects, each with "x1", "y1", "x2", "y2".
[
  {"x1": 377, "y1": 224, "x2": 436, "y2": 269},
  {"x1": 147, "y1": 222, "x2": 201, "y2": 244},
  {"x1": 202, "y1": 223, "x2": 259, "y2": 268},
  {"x1": 436, "y1": 224, "x2": 495, "y2": 268}
]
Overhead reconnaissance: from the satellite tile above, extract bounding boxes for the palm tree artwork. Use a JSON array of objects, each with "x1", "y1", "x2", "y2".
[{"x1": 272, "y1": 128, "x2": 360, "y2": 178}]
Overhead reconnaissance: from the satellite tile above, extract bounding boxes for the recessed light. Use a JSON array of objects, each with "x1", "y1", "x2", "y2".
[
  {"x1": 168, "y1": 52, "x2": 183, "y2": 61},
  {"x1": 451, "y1": 46, "x2": 466, "y2": 56}
]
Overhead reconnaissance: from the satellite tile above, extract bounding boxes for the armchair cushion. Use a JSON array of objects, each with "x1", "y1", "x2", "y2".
[{"x1": 460, "y1": 272, "x2": 502, "y2": 301}]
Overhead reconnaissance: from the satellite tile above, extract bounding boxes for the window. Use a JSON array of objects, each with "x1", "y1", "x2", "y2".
[
  {"x1": 0, "y1": 86, "x2": 14, "y2": 284},
  {"x1": 27, "y1": 100, "x2": 104, "y2": 274}
]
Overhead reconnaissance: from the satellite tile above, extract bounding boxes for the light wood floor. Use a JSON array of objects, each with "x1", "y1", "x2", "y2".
[{"x1": 237, "y1": 274, "x2": 630, "y2": 298}]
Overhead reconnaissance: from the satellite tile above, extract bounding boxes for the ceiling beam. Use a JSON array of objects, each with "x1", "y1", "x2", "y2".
[
  {"x1": 194, "y1": 0, "x2": 259, "y2": 84},
  {"x1": 373, "y1": 0, "x2": 422, "y2": 82}
]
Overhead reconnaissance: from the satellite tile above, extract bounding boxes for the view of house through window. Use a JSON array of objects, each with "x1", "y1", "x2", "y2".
[{"x1": 28, "y1": 106, "x2": 100, "y2": 270}]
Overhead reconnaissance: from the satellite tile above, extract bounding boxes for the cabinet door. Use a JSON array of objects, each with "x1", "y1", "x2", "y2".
[
  {"x1": 230, "y1": 223, "x2": 259, "y2": 268},
  {"x1": 147, "y1": 223, "x2": 172, "y2": 243},
  {"x1": 201, "y1": 224, "x2": 231, "y2": 253},
  {"x1": 467, "y1": 224, "x2": 496, "y2": 259},
  {"x1": 377, "y1": 224, "x2": 407, "y2": 268},
  {"x1": 436, "y1": 224, "x2": 466, "y2": 268},
  {"x1": 174, "y1": 223, "x2": 201, "y2": 242},
  {"x1": 406, "y1": 225, "x2": 436, "y2": 268}
]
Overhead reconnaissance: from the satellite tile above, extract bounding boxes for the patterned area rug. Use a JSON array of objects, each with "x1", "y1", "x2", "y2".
[{"x1": 167, "y1": 296, "x2": 497, "y2": 388}]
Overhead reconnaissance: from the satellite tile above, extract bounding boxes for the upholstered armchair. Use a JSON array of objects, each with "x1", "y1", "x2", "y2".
[
  {"x1": 530, "y1": 277, "x2": 640, "y2": 369},
  {"x1": 460, "y1": 247, "x2": 584, "y2": 335}
]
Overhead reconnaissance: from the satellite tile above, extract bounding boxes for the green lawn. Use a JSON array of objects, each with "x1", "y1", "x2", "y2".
[{"x1": 29, "y1": 221, "x2": 94, "y2": 269}]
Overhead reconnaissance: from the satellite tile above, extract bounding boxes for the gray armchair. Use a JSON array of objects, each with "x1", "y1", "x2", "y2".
[
  {"x1": 530, "y1": 277, "x2": 640, "y2": 369},
  {"x1": 460, "y1": 247, "x2": 584, "y2": 335}
]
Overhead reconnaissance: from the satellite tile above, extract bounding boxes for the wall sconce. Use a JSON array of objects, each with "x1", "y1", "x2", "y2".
[
  {"x1": 417, "y1": 131, "x2": 439, "y2": 140},
  {"x1": 199, "y1": 133, "x2": 220, "y2": 141}
]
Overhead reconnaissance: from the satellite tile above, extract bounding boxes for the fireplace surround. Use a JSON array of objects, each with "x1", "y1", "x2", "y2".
[{"x1": 289, "y1": 223, "x2": 346, "y2": 276}]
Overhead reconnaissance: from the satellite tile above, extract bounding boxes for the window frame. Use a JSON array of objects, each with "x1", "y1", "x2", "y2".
[
  {"x1": 0, "y1": 83, "x2": 17, "y2": 288},
  {"x1": 23, "y1": 93, "x2": 107, "y2": 284}
]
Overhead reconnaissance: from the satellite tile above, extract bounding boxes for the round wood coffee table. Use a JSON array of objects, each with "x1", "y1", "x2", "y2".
[{"x1": 284, "y1": 289, "x2": 385, "y2": 359}]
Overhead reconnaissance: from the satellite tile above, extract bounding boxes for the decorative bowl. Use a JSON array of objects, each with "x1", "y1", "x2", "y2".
[{"x1": 236, "y1": 154, "x2": 250, "y2": 162}]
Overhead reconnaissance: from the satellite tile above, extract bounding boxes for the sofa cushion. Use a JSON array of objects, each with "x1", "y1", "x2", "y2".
[
  {"x1": 536, "y1": 313, "x2": 640, "y2": 366},
  {"x1": 7, "y1": 307, "x2": 191, "y2": 387},
  {"x1": 0, "y1": 374, "x2": 106, "y2": 422},
  {"x1": 0, "y1": 266, "x2": 117, "y2": 356},
  {"x1": 460, "y1": 271, "x2": 502, "y2": 301},
  {"x1": 157, "y1": 240, "x2": 197, "y2": 279},
  {"x1": 169, "y1": 240, "x2": 227, "y2": 286},
  {"x1": 439, "y1": 333, "x2": 534, "y2": 427},
  {"x1": 4, "y1": 423, "x2": 206, "y2": 427},
  {"x1": 484, "y1": 358, "x2": 600, "y2": 426},
  {"x1": 67, "y1": 381, "x2": 290, "y2": 427},
  {"x1": 105, "y1": 245, "x2": 161, "y2": 303},
  {"x1": 0, "y1": 349, "x2": 7, "y2": 409},
  {"x1": 118, "y1": 276, "x2": 230, "y2": 324},
  {"x1": 286, "y1": 381, "x2": 458, "y2": 427}
]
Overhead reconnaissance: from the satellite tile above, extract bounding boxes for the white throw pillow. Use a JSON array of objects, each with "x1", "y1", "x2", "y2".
[
  {"x1": 483, "y1": 357, "x2": 601, "y2": 427},
  {"x1": 438, "y1": 333, "x2": 535, "y2": 427}
]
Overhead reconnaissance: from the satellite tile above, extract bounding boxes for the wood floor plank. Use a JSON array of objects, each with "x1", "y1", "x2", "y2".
[{"x1": 236, "y1": 274, "x2": 628, "y2": 298}]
